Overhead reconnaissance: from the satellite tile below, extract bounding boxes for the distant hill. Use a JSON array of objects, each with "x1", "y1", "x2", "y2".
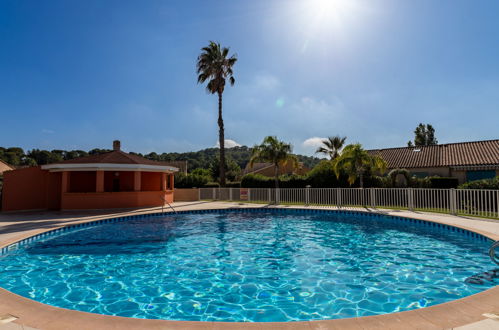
[
  {"x1": 0, "y1": 145, "x2": 322, "y2": 171},
  {"x1": 132, "y1": 146, "x2": 321, "y2": 171}
]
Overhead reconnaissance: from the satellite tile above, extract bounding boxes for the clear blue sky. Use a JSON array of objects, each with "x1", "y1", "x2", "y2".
[{"x1": 1, "y1": 0, "x2": 498, "y2": 155}]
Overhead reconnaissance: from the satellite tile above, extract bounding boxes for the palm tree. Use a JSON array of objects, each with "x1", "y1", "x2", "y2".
[
  {"x1": 316, "y1": 136, "x2": 347, "y2": 160},
  {"x1": 249, "y1": 136, "x2": 298, "y2": 189},
  {"x1": 196, "y1": 41, "x2": 237, "y2": 187},
  {"x1": 333, "y1": 144, "x2": 387, "y2": 188}
]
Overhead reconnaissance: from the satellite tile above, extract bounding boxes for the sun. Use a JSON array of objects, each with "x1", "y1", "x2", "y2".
[
  {"x1": 306, "y1": 0, "x2": 355, "y2": 25},
  {"x1": 312, "y1": 0, "x2": 347, "y2": 14},
  {"x1": 296, "y1": 0, "x2": 363, "y2": 33}
]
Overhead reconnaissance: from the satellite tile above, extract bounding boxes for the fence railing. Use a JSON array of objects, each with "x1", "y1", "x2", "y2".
[{"x1": 199, "y1": 187, "x2": 499, "y2": 219}]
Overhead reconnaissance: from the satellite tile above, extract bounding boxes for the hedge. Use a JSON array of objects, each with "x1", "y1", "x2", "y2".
[
  {"x1": 428, "y1": 177, "x2": 459, "y2": 189},
  {"x1": 174, "y1": 173, "x2": 210, "y2": 188},
  {"x1": 458, "y1": 176, "x2": 499, "y2": 190}
]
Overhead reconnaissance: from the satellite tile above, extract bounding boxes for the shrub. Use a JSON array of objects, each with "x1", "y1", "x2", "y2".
[
  {"x1": 190, "y1": 168, "x2": 212, "y2": 179},
  {"x1": 175, "y1": 172, "x2": 210, "y2": 188},
  {"x1": 241, "y1": 174, "x2": 274, "y2": 188},
  {"x1": 429, "y1": 177, "x2": 459, "y2": 189},
  {"x1": 458, "y1": 176, "x2": 499, "y2": 190},
  {"x1": 279, "y1": 174, "x2": 308, "y2": 188},
  {"x1": 202, "y1": 182, "x2": 220, "y2": 188},
  {"x1": 409, "y1": 177, "x2": 432, "y2": 188},
  {"x1": 306, "y1": 160, "x2": 350, "y2": 188}
]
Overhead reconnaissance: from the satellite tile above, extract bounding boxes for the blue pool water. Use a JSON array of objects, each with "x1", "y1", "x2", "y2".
[{"x1": 0, "y1": 210, "x2": 496, "y2": 322}]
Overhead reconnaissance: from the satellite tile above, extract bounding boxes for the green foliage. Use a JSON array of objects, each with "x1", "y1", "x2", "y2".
[
  {"x1": 0, "y1": 145, "x2": 321, "y2": 172},
  {"x1": 306, "y1": 160, "x2": 349, "y2": 188},
  {"x1": 250, "y1": 136, "x2": 298, "y2": 188},
  {"x1": 388, "y1": 168, "x2": 411, "y2": 187},
  {"x1": 458, "y1": 176, "x2": 499, "y2": 190},
  {"x1": 410, "y1": 177, "x2": 432, "y2": 188},
  {"x1": 428, "y1": 177, "x2": 459, "y2": 188},
  {"x1": 88, "y1": 148, "x2": 111, "y2": 155},
  {"x1": 197, "y1": 41, "x2": 237, "y2": 95},
  {"x1": 316, "y1": 136, "x2": 347, "y2": 160},
  {"x1": 333, "y1": 144, "x2": 387, "y2": 188},
  {"x1": 209, "y1": 157, "x2": 241, "y2": 182},
  {"x1": 190, "y1": 168, "x2": 212, "y2": 178},
  {"x1": 0, "y1": 147, "x2": 35, "y2": 166},
  {"x1": 408, "y1": 123, "x2": 438, "y2": 147},
  {"x1": 174, "y1": 172, "x2": 210, "y2": 188},
  {"x1": 241, "y1": 161, "x2": 434, "y2": 189},
  {"x1": 241, "y1": 174, "x2": 273, "y2": 188}
]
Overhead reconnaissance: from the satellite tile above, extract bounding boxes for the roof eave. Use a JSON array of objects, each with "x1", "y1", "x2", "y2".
[{"x1": 41, "y1": 163, "x2": 179, "y2": 173}]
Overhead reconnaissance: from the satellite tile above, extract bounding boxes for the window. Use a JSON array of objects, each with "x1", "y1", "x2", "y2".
[{"x1": 466, "y1": 170, "x2": 496, "y2": 182}]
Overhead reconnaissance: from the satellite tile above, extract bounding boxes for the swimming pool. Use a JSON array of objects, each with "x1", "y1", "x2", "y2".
[{"x1": 0, "y1": 209, "x2": 496, "y2": 322}]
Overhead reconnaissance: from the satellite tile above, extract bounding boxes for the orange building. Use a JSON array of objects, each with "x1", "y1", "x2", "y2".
[{"x1": 1, "y1": 141, "x2": 178, "y2": 212}]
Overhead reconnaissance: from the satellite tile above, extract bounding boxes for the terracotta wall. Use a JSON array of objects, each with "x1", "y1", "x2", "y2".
[
  {"x1": 174, "y1": 188, "x2": 199, "y2": 201},
  {"x1": 2, "y1": 168, "x2": 175, "y2": 211},
  {"x1": 61, "y1": 190, "x2": 173, "y2": 210},
  {"x1": 104, "y1": 171, "x2": 134, "y2": 192},
  {"x1": 2, "y1": 167, "x2": 61, "y2": 211},
  {"x1": 141, "y1": 172, "x2": 161, "y2": 191}
]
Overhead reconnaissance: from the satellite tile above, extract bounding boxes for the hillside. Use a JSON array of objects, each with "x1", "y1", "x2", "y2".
[{"x1": 0, "y1": 146, "x2": 322, "y2": 171}]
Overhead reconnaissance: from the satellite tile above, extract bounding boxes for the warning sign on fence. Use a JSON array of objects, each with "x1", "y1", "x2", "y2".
[{"x1": 240, "y1": 188, "x2": 249, "y2": 200}]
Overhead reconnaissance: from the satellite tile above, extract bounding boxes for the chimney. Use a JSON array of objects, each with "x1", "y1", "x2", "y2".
[{"x1": 113, "y1": 140, "x2": 121, "y2": 151}]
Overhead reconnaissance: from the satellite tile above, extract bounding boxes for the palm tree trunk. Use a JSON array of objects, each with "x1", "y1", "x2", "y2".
[
  {"x1": 217, "y1": 91, "x2": 226, "y2": 187},
  {"x1": 359, "y1": 172, "x2": 364, "y2": 189},
  {"x1": 274, "y1": 164, "x2": 279, "y2": 189}
]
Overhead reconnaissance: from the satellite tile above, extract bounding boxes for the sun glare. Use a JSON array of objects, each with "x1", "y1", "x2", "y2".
[
  {"x1": 290, "y1": 0, "x2": 368, "y2": 51},
  {"x1": 305, "y1": 0, "x2": 357, "y2": 28}
]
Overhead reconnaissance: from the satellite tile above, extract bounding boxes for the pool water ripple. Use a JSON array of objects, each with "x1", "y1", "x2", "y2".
[{"x1": 0, "y1": 211, "x2": 496, "y2": 322}]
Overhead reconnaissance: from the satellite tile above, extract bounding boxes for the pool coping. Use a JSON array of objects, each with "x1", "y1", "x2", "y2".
[{"x1": 0, "y1": 203, "x2": 498, "y2": 330}]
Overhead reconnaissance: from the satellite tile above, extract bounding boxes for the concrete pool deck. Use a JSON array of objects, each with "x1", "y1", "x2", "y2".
[{"x1": 0, "y1": 201, "x2": 498, "y2": 330}]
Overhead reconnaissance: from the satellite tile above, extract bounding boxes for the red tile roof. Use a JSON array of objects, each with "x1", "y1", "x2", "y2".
[{"x1": 369, "y1": 139, "x2": 499, "y2": 169}]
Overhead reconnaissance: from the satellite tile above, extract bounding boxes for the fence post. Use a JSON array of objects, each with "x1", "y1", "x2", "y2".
[
  {"x1": 408, "y1": 188, "x2": 414, "y2": 211},
  {"x1": 276, "y1": 188, "x2": 280, "y2": 205},
  {"x1": 450, "y1": 188, "x2": 457, "y2": 215},
  {"x1": 229, "y1": 188, "x2": 233, "y2": 201},
  {"x1": 336, "y1": 188, "x2": 342, "y2": 208},
  {"x1": 370, "y1": 188, "x2": 375, "y2": 208},
  {"x1": 305, "y1": 185, "x2": 311, "y2": 206},
  {"x1": 248, "y1": 188, "x2": 251, "y2": 202},
  {"x1": 496, "y1": 190, "x2": 499, "y2": 219},
  {"x1": 212, "y1": 188, "x2": 216, "y2": 200},
  {"x1": 198, "y1": 188, "x2": 201, "y2": 201},
  {"x1": 268, "y1": 188, "x2": 271, "y2": 204}
]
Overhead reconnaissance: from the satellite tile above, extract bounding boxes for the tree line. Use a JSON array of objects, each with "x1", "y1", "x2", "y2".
[{"x1": 0, "y1": 145, "x2": 321, "y2": 171}]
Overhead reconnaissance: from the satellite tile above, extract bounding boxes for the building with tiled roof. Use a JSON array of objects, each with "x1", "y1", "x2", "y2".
[
  {"x1": 369, "y1": 139, "x2": 499, "y2": 183},
  {"x1": 2, "y1": 141, "x2": 178, "y2": 212},
  {"x1": 0, "y1": 159, "x2": 14, "y2": 175},
  {"x1": 243, "y1": 162, "x2": 309, "y2": 177}
]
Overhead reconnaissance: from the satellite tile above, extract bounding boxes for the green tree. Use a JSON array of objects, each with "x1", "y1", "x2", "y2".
[
  {"x1": 196, "y1": 41, "x2": 237, "y2": 187},
  {"x1": 408, "y1": 123, "x2": 438, "y2": 147},
  {"x1": 27, "y1": 149, "x2": 63, "y2": 165},
  {"x1": 209, "y1": 157, "x2": 241, "y2": 182},
  {"x1": 316, "y1": 136, "x2": 347, "y2": 160},
  {"x1": 333, "y1": 144, "x2": 387, "y2": 188},
  {"x1": 64, "y1": 150, "x2": 88, "y2": 160},
  {"x1": 249, "y1": 136, "x2": 298, "y2": 188}
]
